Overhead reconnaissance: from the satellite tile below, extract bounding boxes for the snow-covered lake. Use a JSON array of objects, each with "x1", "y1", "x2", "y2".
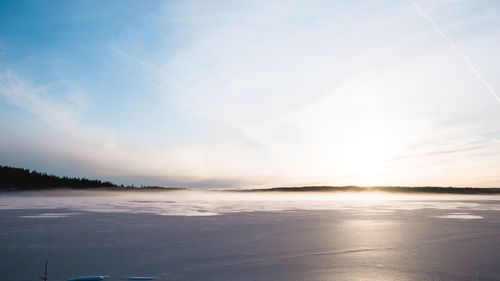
[{"x1": 1, "y1": 190, "x2": 500, "y2": 280}]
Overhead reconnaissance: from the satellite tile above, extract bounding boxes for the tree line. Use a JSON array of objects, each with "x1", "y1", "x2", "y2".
[
  {"x1": 0, "y1": 165, "x2": 116, "y2": 190},
  {"x1": 243, "y1": 185, "x2": 500, "y2": 194}
]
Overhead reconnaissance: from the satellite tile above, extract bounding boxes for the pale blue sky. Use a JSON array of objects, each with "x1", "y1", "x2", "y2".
[{"x1": 1, "y1": 0, "x2": 500, "y2": 187}]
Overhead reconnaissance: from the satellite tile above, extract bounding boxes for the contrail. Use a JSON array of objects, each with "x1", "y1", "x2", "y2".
[{"x1": 413, "y1": 0, "x2": 500, "y2": 104}]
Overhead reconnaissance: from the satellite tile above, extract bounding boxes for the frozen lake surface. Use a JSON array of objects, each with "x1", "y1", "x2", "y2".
[{"x1": 1, "y1": 190, "x2": 500, "y2": 280}]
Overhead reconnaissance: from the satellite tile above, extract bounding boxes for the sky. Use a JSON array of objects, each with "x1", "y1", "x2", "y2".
[{"x1": 1, "y1": 0, "x2": 500, "y2": 188}]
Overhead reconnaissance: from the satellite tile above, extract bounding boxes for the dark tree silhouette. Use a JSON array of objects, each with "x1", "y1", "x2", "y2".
[
  {"x1": 0, "y1": 165, "x2": 116, "y2": 190},
  {"x1": 243, "y1": 185, "x2": 500, "y2": 194}
]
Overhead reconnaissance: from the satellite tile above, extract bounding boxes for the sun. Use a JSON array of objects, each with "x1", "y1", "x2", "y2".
[{"x1": 343, "y1": 134, "x2": 391, "y2": 186}]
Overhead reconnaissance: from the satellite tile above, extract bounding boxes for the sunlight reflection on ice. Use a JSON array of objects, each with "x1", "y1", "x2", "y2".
[
  {"x1": 20, "y1": 212, "x2": 81, "y2": 218},
  {"x1": 434, "y1": 213, "x2": 483, "y2": 219}
]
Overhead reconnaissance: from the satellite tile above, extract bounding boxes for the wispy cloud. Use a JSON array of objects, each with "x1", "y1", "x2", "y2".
[
  {"x1": 0, "y1": 70, "x2": 271, "y2": 187},
  {"x1": 107, "y1": 44, "x2": 158, "y2": 72},
  {"x1": 0, "y1": 71, "x2": 81, "y2": 136}
]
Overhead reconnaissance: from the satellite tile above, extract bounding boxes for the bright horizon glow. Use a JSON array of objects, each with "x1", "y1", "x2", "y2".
[{"x1": 1, "y1": 0, "x2": 500, "y2": 188}]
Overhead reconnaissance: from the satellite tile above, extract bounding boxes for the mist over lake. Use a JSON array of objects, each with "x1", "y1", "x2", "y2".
[{"x1": 1, "y1": 190, "x2": 500, "y2": 216}]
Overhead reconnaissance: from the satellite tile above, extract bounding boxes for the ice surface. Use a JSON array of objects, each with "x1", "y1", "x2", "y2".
[
  {"x1": 434, "y1": 212, "x2": 484, "y2": 219},
  {"x1": 20, "y1": 212, "x2": 81, "y2": 218},
  {"x1": 1, "y1": 191, "x2": 500, "y2": 281}
]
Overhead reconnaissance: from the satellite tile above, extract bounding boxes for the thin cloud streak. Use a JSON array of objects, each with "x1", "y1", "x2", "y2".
[
  {"x1": 389, "y1": 144, "x2": 485, "y2": 163},
  {"x1": 107, "y1": 44, "x2": 158, "y2": 72},
  {"x1": 413, "y1": 0, "x2": 500, "y2": 104},
  {"x1": 0, "y1": 71, "x2": 80, "y2": 136}
]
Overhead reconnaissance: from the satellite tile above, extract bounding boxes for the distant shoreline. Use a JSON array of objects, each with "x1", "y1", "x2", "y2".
[
  {"x1": 2, "y1": 165, "x2": 500, "y2": 194},
  {"x1": 2, "y1": 185, "x2": 500, "y2": 195},
  {"x1": 237, "y1": 186, "x2": 500, "y2": 194}
]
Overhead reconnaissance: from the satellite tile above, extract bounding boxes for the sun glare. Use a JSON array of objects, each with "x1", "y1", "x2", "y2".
[{"x1": 344, "y1": 134, "x2": 391, "y2": 185}]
